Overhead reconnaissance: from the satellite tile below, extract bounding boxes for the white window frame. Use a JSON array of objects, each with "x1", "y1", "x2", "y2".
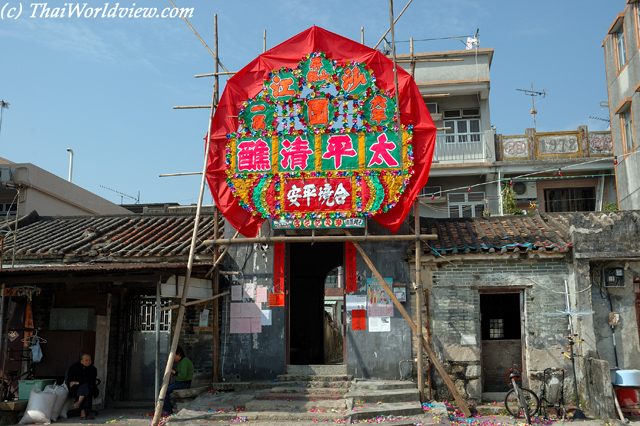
[
  {"x1": 447, "y1": 192, "x2": 485, "y2": 218},
  {"x1": 616, "y1": 26, "x2": 627, "y2": 70},
  {"x1": 623, "y1": 108, "x2": 635, "y2": 153},
  {"x1": 443, "y1": 108, "x2": 481, "y2": 144}
]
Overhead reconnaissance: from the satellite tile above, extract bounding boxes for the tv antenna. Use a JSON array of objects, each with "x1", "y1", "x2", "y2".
[
  {"x1": 100, "y1": 185, "x2": 140, "y2": 205},
  {"x1": 516, "y1": 82, "x2": 546, "y2": 130}
]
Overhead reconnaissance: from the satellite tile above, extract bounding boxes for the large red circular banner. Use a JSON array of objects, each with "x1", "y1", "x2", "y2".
[{"x1": 207, "y1": 26, "x2": 435, "y2": 237}]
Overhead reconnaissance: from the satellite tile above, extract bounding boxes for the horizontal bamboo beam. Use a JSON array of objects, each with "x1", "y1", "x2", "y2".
[
  {"x1": 173, "y1": 105, "x2": 211, "y2": 109},
  {"x1": 204, "y1": 233, "x2": 437, "y2": 246},
  {"x1": 396, "y1": 57, "x2": 465, "y2": 63},
  {"x1": 159, "y1": 172, "x2": 202, "y2": 177},
  {"x1": 195, "y1": 71, "x2": 237, "y2": 78},
  {"x1": 159, "y1": 291, "x2": 229, "y2": 312}
]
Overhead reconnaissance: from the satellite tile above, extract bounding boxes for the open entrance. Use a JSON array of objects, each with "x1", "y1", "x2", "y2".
[
  {"x1": 288, "y1": 242, "x2": 344, "y2": 365},
  {"x1": 480, "y1": 292, "x2": 523, "y2": 392}
]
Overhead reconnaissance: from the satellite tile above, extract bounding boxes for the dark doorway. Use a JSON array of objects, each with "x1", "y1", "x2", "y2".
[
  {"x1": 480, "y1": 292, "x2": 523, "y2": 392},
  {"x1": 288, "y1": 242, "x2": 343, "y2": 365}
]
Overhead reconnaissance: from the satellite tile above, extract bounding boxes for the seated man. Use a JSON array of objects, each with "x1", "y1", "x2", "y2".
[
  {"x1": 65, "y1": 353, "x2": 97, "y2": 420},
  {"x1": 163, "y1": 346, "x2": 193, "y2": 416}
]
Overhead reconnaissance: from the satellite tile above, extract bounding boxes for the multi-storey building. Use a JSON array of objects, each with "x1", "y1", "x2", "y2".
[
  {"x1": 397, "y1": 49, "x2": 616, "y2": 218},
  {"x1": 603, "y1": 2, "x2": 640, "y2": 210}
]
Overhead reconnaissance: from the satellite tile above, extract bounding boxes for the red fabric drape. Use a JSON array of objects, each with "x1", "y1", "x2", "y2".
[{"x1": 207, "y1": 26, "x2": 435, "y2": 237}]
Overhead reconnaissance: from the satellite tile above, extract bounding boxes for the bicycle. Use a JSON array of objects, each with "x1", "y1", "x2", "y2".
[
  {"x1": 504, "y1": 366, "x2": 540, "y2": 425},
  {"x1": 1, "y1": 366, "x2": 36, "y2": 401},
  {"x1": 537, "y1": 367, "x2": 566, "y2": 420}
]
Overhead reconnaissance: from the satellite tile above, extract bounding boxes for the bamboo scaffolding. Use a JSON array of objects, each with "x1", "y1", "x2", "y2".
[
  {"x1": 150, "y1": 10, "x2": 221, "y2": 426},
  {"x1": 204, "y1": 233, "x2": 437, "y2": 246},
  {"x1": 373, "y1": 0, "x2": 413, "y2": 49},
  {"x1": 159, "y1": 291, "x2": 229, "y2": 312},
  {"x1": 344, "y1": 229, "x2": 472, "y2": 417},
  {"x1": 414, "y1": 203, "x2": 425, "y2": 402},
  {"x1": 195, "y1": 71, "x2": 237, "y2": 78}
]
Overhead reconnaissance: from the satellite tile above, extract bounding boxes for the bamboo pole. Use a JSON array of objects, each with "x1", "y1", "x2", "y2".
[
  {"x1": 159, "y1": 291, "x2": 230, "y2": 312},
  {"x1": 263, "y1": 30, "x2": 267, "y2": 53},
  {"x1": 373, "y1": 0, "x2": 413, "y2": 49},
  {"x1": 410, "y1": 38, "x2": 415, "y2": 78},
  {"x1": 150, "y1": 11, "x2": 220, "y2": 426},
  {"x1": 205, "y1": 230, "x2": 240, "y2": 278},
  {"x1": 212, "y1": 34, "x2": 221, "y2": 383},
  {"x1": 173, "y1": 105, "x2": 211, "y2": 109},
  {"x1": 389, "y1": 0, "x2": 402, "y2": 151},
  {"x1": 204, "y1": 233, "x2": 437, "y2": 246},
  {"x1": 344, "y1": 230, "x2": 472, "y2": 417},
  {"x1": 395, "y1": 58, "x2": 465, "y2": 63},
  {"x1": 414, "y1": 203, "x2": 424, "y2": 402},
  {"x1": 159, "y1": 172, "x2": 202, "y2": 177}
]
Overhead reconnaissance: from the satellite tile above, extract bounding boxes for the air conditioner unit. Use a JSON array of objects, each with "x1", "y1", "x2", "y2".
[
  {"x1": 512, "y1": 182, "x2": 537, "y2": 200},
  {"x1": 602, "y1": 268, "x2": 625, "y2": 288},
  {"x1": 418, "y1": 186, "x2": 443, "y2": 202},
  {"x1": 0, "y1": 167, "x2": 12, "y2": 182}
]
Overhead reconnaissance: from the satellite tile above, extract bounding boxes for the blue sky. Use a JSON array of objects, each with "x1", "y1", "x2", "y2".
[{"x1": 0, "y1": 0, "x2": 624, "y2": 206}]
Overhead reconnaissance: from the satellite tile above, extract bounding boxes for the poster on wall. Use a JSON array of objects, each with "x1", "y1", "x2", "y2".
[
  {"x1": 368, "y1": 316, "x2": 390, "y2": 332},
  {"x1": 367, "y1": 278, "x2": 394, "y2": 317},
  {"x1": 351, "y1": 309, "x2": 366, "y2": 330}
]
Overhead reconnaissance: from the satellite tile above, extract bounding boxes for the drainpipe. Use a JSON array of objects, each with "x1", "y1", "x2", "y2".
[
  {"x1": 497, "y1": 170, "x2": 504, "y2": 215},
  {"x1": 66, "y1": 149, "x2": 74, "y2": 183}
]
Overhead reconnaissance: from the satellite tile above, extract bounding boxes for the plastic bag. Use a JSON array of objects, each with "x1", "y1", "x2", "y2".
[
  {"x1": 29, "y1": 340, "x2": 43, "y2": 363},
  {"x1": 18, "y1": 388, "x2": 56, "y2": 424}
]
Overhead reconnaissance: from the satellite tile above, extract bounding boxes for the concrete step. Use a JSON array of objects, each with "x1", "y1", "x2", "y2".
[
  {"x1": 475, "y1": 403, "x2": 507, "y2": 415},
  {"x1": 245, "y1": 397, "x2": 348, "y2": 412},
  {"x1": 482, "y1": 391, "x2": 507, "y2": 402},
  {"x1": 346, "y1": 388, "x2": 420, "y2": 404},
  {"x1": 241, "y1": 410, "x2": 346, "y2": 422},
  {"x1": 285, "y1": 364, "x2": 346, "y2": 375},
  {"x1": 268, "y1": 386, "x2": 349, "y2": 395},
  {"x1": 351, "y1": 379, "x2": 418, "y2": 391},
  {"x1": 347, "y1": 401, "x2": 425, "y2": 421},
  {"x1": 255, "y1": 390, "x2": 345, "y2": 401},
  {"x1": 275, "y1": 374, "x2": 352, "y2": 383}
]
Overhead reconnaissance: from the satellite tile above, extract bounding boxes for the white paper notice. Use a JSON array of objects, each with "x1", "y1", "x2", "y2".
[
  {"x1": 368, "y1": 316, "x2": 390, "y2": 332},
  {"x1": 256, "y1": 286, "x2": 268, "y2": 303},
  {"x1": 346, "y1": 295, "x2": 367, "y2": 311},
  {"x1": 261, "y1": 310, "x2": 272, "y2": 326},
  {"x1": 243, "y1": 283, "x2": 256, "y2": 300},
  {"x1": 199, "y1": 309, "x2": 209, "y2": 327}
]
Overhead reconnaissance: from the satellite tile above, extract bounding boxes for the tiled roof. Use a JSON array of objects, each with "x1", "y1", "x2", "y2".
[
  {"x1": 1, "y1": 212, "x2": 222, "y2": 265},
  {"x1": 421, "y1": 213, "x2": 572, "y2": 256}
]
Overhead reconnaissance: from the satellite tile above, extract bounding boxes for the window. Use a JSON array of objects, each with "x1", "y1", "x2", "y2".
[
  {"x1": 443, "y1": 108, "x2": 481, "y2": 144},
  {"x1": 616, "y1": 25, "x2": 627, "y2": 70},
  {"x1": 0, "y1": 202, "x2": 16, "y2": 217},
  {"x1": 448, "y1": 191, "x2": 485, "y2": 218},
  {"x1": 623, "y1": 108, "x2": 635, "y2": 152},
  {"x1": 489, "y1": 319, "x2": 504, "y2": 339},
  {"x1": 544, "y1": 187, "x2": 596, "y2": 212}
]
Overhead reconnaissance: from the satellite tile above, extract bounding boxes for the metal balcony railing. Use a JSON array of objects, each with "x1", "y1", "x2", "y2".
[{"x1": 432, "y1": 134, "x2": 492, "y2": 163}]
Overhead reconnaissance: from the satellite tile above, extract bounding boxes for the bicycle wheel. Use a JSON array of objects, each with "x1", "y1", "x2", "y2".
[{"x1": 505, "y1": 388, "x2": 540, "y2": 419}]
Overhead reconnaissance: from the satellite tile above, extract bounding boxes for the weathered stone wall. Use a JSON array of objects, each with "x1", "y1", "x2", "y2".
[{"x1": 420, "y1": 257, "x2": 571, "y2": 402}]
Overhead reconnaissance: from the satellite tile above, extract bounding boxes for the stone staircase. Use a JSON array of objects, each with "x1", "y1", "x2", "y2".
[{"x1": 171, "y1": 365, "x2": 433, "y2": 424}]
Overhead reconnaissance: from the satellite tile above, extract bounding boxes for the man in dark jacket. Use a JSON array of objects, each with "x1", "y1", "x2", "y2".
[
  {"x1": 65, "y1": 353, "x2": 97, "y2": 420},
  {"x1": 163, "y1": 346, "x2": 194, "y2": 415}
]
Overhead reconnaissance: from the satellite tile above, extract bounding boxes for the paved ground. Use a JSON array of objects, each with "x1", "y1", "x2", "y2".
[{"x1": 44, "y1": 404, "x2": 639, "y2": 426}]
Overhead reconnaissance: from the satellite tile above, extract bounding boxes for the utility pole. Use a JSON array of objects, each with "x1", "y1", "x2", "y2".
[{"x1": 516, "y1": 83, "x2": 545, "y2": 130}]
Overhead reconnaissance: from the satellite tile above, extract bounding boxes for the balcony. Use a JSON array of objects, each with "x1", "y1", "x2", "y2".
[{"x1": 432, "y1": 134, "x2": 493, "y2": 163}]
